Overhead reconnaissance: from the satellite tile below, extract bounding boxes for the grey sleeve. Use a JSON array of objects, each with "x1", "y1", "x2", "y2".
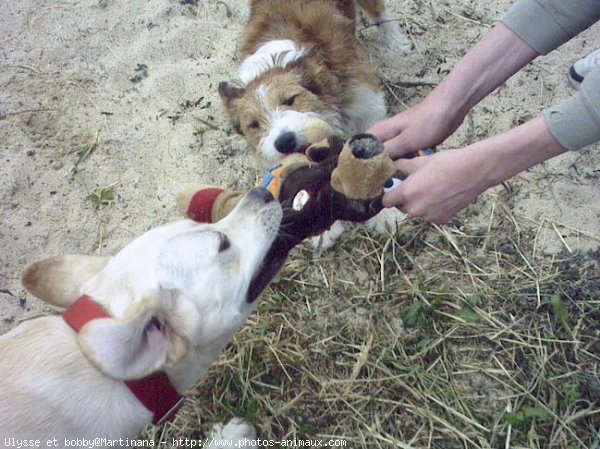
[
  {"x1": 542, "y1": 68, "x2": 600, "y2": 151},
  {"x1": 501, "y1": 0, "x2": 600, "y2": 55}
]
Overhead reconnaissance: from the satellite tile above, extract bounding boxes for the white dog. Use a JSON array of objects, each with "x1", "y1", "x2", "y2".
[{"x1": 0, "y1": 188, "x2": 282, "y2": 448}]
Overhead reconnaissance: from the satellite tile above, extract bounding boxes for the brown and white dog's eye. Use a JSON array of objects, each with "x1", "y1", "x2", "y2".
[
  {"x1": 249, "y1": 120, "x2": 261, "y2": 130},
  {"x1": 281, "y1": 94, "x2": 298, "y2": 107}
]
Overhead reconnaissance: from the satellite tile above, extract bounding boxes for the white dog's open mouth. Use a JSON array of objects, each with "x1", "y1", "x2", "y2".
[{"x1": 246, "y1": 249, "x2": 288, "y2": 303}]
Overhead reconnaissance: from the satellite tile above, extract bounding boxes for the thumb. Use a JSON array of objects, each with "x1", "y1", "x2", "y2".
[{"x1": 382, "y1": 157, "x2": 428, "y2": 208}]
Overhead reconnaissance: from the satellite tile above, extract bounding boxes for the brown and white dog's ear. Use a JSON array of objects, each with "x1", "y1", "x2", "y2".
[
  {"x1": 78, "y1": 291, "x2": 187, "y2": 380},
  {"x1": 218, "y1": 81, "x2": 245, "y2": 102},
  {"x1": 21, "y1": 255, "x2": 110, "y2": 309},
  {"x1": 218, "y1": 81, "x2": 245, "y2": 134}
]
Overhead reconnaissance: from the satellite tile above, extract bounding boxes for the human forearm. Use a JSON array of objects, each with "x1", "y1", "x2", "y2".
[
  {"x1": 369, "y1": 24, "x2": 539, "y2": 158},
  {"x1": 431, "y1": 23, "x2": 538, "y2": 123},
  {"x1": 479, "y1": 115, "x2": 567, "y2": 188}
]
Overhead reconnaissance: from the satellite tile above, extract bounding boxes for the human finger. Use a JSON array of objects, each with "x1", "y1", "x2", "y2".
[
  {"x1": 393, "y1": 157, "x2": 426, "y2": 177},
  {"x1": 382, "y1": 182, "x2": 407, "y2": 209},
  {"x1": 367, "y1": 116, "x2": 406, "y2": 142},
  {"x1": 381, "y1": 133, "x2": 422, "y2": 159}
]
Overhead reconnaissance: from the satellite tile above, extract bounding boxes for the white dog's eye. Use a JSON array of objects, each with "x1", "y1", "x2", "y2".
[
  {"x1": 383, "y1": 178, "x2": 402, "y2": 193},
  {"x1": 249, "y1": 120, "x2": 260, "y2": 130},
  {"x1": 217, "y1": 233, "x2": 231, "y2": 252}
]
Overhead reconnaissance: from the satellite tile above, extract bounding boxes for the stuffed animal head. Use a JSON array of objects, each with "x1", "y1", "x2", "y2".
[{"x1": 178, "y1": 133, "x2": 400, "y2": 297}]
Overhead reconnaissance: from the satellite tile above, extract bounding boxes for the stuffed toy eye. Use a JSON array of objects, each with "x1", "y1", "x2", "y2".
[
  {"x1": 293, "y1": 189, "x2": 310, "y2": 211},
  {"x1": 383, "y1": 177, "x2": 402, "y2": 193}
]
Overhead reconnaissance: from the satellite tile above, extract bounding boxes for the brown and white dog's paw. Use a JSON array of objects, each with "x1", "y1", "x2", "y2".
[
  {"x1": 376, "y1": 7, "x2": 412, "y2": 56},
  {"x1": 309, "y1": 220, "x2": 347, "y2": 254},
  {"x1": 365, "y1": 207, "x2": 406, "y2": 235}
]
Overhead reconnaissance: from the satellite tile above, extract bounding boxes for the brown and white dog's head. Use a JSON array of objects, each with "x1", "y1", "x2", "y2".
[
  {"x1": 21, "y1": 188, "x2": 282, "y2": 381},
  {"x1": 219, "y1": 40, "x2": 345, "y2": 162}
]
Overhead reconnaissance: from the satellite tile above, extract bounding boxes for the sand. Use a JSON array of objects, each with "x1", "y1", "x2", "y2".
[{"x1": 1, "y1": 0, "x2": 598, "y2": 347}]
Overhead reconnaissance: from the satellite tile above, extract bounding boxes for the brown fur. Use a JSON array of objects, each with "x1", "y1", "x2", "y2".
[{"x1": 242, "y1": 0, "x2": 375, "y2": 78}]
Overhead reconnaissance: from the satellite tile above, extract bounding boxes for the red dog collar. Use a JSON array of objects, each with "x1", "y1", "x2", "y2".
[{"x1": 63, "y1": 296, "x2": 184, "y2": 425}]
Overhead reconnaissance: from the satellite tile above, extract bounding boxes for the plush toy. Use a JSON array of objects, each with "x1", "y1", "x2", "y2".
[{"x1": 177, "y1": 132, "x2": 401, "y2": 298}]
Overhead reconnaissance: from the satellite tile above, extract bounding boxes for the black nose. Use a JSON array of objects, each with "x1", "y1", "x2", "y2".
[
  {"x1": 274, "y1": 131, "x2": 297, "y2": 154},
  {"x1": 248, "y1": 187, "x2": 274, "y2": 204},
  {"x1": 348, "y1": 133, "x2": 384, "y2": 159}
]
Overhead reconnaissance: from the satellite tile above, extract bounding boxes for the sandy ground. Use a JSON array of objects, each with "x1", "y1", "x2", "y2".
[{"x1": 0, "y1": 0, "x2": 598, "y2": 355}]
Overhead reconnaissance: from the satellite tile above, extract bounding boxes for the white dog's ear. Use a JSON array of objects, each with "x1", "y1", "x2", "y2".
[
  {"x1": 22, "y1": 255, "x2": 110, "y2": 308},
  {"x1": 78, "y1": 292, "x2": 187, "y2": 380}
]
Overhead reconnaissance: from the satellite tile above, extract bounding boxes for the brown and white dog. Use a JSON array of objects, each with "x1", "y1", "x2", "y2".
[
  {"x1": 0, "y1": 188, "x2": 281, "y2": 448},
  {"x1": 218, "y1": 0, "x2": 409, "y2": 248},
  {"x1": 219, "y1": 0, "x2": 411, "y2": 161}
]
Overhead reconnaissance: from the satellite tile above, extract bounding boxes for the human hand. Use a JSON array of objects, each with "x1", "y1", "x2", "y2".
[
  {"x1": 382, "y1": 146, "x2": 492, "y2": 224},
  {"x1": 382, "y1": 114, "x2": 567, "y2": 224},
  {"x1": 368, "y1": 96, "x2": 465, "y2": 160}
]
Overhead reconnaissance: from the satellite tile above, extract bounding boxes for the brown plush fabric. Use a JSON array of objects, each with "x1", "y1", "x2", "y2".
[
  {"x1": 179, "y1": 132, "x2": 399, "y2": 303},
  {"x1": 331, "y1": 138, "x2": 396, "y2": 200}
]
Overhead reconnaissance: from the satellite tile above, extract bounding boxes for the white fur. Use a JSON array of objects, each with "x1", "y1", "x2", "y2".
[
  {"x1": 366, "y1": 207, "x2": 406, "y2": 234},
  {"x1": 310, "y1": 220, "x2": 347, "y2": 255},
  {"x1": 343, "y1": 84, "x2": 387, "y2": 133},
  {"x1": 0, "y1": 190, "x2": 282, "y2": 447},
  {"x1": 310, "y1": 209, "x2": 406, "y2": 256},
  {"x1": 207, "y1": 417, "x2": 257, "y2": 448},
  {"x1": 238, "y1": 40, "x2": 309, "y2": 86},
  {"x1": 378, "y1": 10, "x2": 412, "y2": 55},
  {"x1": 259, "y1": 109, "x2": 341, "y2": 162},
  {"x1": 255, "y1": 83, "x2": 270, "y2": 103}
]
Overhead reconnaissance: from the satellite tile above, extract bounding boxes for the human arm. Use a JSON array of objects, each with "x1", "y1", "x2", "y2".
[
  {"x1": 369, "y1": 0, "x2": 600, "y2": 159},
  {"x1": 379, "y1": 56, "x2": 600, "y2": 225},
  {"x1": 372, "y1": 0, "x2": 600, "y2": 223},
  {"x1": 382, "y1": 115, "x2": 567, "y2": 224},
  {"x1": 369, "y1": 23, "x2": 538, "y2": 158}
]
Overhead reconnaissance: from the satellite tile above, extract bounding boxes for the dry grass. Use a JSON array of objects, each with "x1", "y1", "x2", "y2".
[{"x1": 142, "y1": 192, "x2": 599, "y2": 449}]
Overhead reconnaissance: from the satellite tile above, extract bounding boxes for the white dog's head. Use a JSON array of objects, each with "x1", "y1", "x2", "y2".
[{"x1": 21, "y1": 188, "x2": 282, "y2": 382}]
